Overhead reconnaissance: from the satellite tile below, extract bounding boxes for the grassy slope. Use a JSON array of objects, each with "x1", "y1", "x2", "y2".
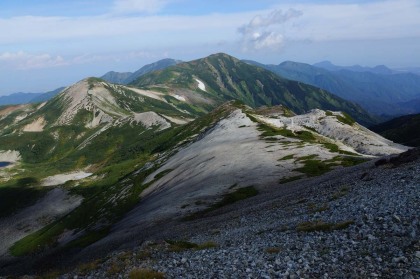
[
  {"x1": 131, "y1": 53, "x2": 375, "y2": 126},
  {"x1": 9, "y1": 102, "x2": 235, "y2": 257}
]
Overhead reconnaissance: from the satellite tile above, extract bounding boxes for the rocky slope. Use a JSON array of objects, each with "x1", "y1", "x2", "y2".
[
  {"x1": 53, "y1": 149, "x2": 420, "y2": 279},
  {"x1": 0, "y1": 104, "x2": 401, "y2": 274}
]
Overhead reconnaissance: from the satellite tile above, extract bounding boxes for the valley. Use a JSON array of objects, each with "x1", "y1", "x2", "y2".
[{"x1": 0, "y1": 53, "x2": 417, "y2": 278}]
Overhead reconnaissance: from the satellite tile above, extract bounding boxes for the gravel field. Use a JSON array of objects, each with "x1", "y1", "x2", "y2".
[{"x1": 55, "y1": 149, "x2": 419, "y2": 279}]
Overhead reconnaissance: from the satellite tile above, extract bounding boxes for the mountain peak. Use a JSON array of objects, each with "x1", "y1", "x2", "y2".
[
  {"x1": 206, "y1": 52, "x2": 240, "y2": 62},
  {"x1": 131, "y1": 53, "x2": 375, "y2": 125}
]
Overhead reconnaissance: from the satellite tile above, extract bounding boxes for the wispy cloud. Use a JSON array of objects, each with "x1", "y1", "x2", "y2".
[
  {"x1": 238, "y1": 9, "x2": 302, "y2": 51},
  {"x1": 273, "y1": 0, "x2": 420, "y2": 42},
  {"x1": 0, "y1": 50, "x2": 165, "y2": 70},
  {"x1": 112, "y1": 0, "x2": 174, "y2": 14},
  {"x1": 0, "y1": 0, "x2": 418, "y2": 70},
  {"x1": 0, "y1": 51, "x2": 66, "y2": 70}
]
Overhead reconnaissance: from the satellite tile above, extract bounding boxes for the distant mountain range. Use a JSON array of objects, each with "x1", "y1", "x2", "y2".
[
  {"x1": 245, "y1": 60, "x2": 420, "y2": 117},
  {"x1": 0, "y1": 87, "x2": 64, "y2": 106},
  {"x1": 101, "y1": 58, "x2": 182, "y2": 84},
  {"x1": 2, "y1": 58, "x2": 419, "y2": 122},
  {"x1": 313, "y1": 61, "x2": 394, "y2": 75}
]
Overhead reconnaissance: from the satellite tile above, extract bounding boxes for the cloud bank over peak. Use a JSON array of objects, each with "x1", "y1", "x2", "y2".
[{"x1": 238, "y1": 9, "x2": 303, "y2": 51}]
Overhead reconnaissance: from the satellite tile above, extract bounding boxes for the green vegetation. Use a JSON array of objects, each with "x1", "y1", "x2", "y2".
[
  {"x1": 209, "y1": 186, "x2": 258, "y2": 210},
  {"x1": 10, "y1": 156, "x2": 155, "y2": 256},
  {"x1": 279, "y1": 175, "x2": 304, "y2": 184},
  {"x1": 9, "y1": 103, "x2": 236, "y2": 257},
  {"x1": 131, "y1": 53, "x2": 375, "y2": 125},
  {"x1": 336, "y1": 112, "x2": 356, "y2": 126},
  {"x1": 256, "y1": 122, "x2": 315, "y2": 141},
  {"x1": 279, "y1": 154, "x2": 294, "y2": 161},
  {"x1": 295, "y1": 159, "x2": 332, "y2": 177},
  {"x1": 296, "y1": 220, "x2": 354, "y2": 232},
  {"x1": 154, "y1": 168, "x2": 174, "y2": 180},
  {"x1": 184, "y1": 186, "x2": 258, "y2": 220},
  {"x1": 165, "y1": 239, "x2": 218, "y2": 252},
  {"x1": 293, "y1": 154, "x2": 367, "y2": 178},
  {"x1": 322, "y1": 142, "x2": 340, "y2": 153},
  {"x1": 129, "y1": 268, "x2": 165, "y2": 279}
]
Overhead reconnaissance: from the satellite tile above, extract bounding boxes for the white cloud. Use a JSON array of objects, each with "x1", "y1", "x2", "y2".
[
  {"x1": 238, "y1": 9, "x2": 302, "y2": 51},
  {"x1": 0, "y1": 0, "x2": 418, "y2": 64},
  {"x1": 0, "y1": 50, "x2": 164, "y2": 71},
  {"x1": 237, "y1": 0, "x2": 420, "y2": 52},
  {"x1": 0, "y1": 51, "x2": 66, "y2": 70},
  {"x1": 112, "y1": 0, "x2": 173, "y2": 14},
  {"x1": 273, "y1": 0, "x2": 420, "y2": 42}
]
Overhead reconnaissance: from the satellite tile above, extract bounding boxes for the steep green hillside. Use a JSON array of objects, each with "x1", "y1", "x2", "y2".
[
  {"x1": 0, "y1": 78, "x2": 208, "y2": 171},
  {"x1": 132, "y1": 53, "x2": 375, "y2": 126},
  {"x1": 371, "y1": 113, "x2": 420, "y2": 147},
  {"x1": 7, "y1": 102, "x2": 236, "y2": 259}
]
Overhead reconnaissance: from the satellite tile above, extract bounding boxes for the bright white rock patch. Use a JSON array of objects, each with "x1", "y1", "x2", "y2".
[
  {"x1": 256, "y1": 109, "x2": 408, "y2": 156},
  {"x1": 41, "y1": 171, "x2": 92, "y2": 186},
  {"x1": 124, "y1": 86, "x2": 166, "y2": 102},
  {"x1": 131, "y1": 112, "x2": 171, "y2": 130},
  {"x1": 0, "y1": 150, "x2": 21, "y2": 162},
  {"x1": 195, "y1": 79, "x2": 206, "y2": 91},
  {"x1": 23, "y1": 117, "x2": 46, "y2": 132},
  {"x1": 162, "y1": 115, "x2": 193, "y2": 125},
  {"x1": 173, "y1": 94, "x2": 186, "y2": 101}
]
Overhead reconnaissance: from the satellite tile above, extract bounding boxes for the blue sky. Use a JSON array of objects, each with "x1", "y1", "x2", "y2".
[{"x1": 0, "y1": 0, "x2": 419, "y2": 95}]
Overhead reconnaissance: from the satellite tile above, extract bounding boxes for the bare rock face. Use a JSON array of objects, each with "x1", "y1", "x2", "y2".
[
  {"x1": 0, "y1": 150, "x2": 21, "y2": 162},
  {"x1": 95, "y1": 107, "x2": 407, "y2": 251},
  {"x1": 257, "y1": 109, "x2": 408, "y2": 156}
]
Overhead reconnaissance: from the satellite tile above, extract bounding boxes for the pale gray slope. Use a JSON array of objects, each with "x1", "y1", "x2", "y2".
[
  {"x1": 84, "y1": 107, "x2": 407, "y2": 255},
  {"x1": 0, "y1": 188, "x2": 82, "y2": 258}
]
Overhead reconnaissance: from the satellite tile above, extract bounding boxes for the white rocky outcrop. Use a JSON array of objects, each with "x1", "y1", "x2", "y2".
[
  {"x1": 195, "y1": 79, "x2": 206, "y2": 91},
  {"x1": 41, "y1": 171, "x2": 93, "y2": 186},
  {"x1": 256, "y1": 109, "x2": 408, "y2": 156},
  {"x1": 23, "y1": 117, "x2": 46, "y2": 132},
  {"x1": 131, "y1": 112, "x2": 171, "y2": 130},
  {"x1": 0, "y1": 150, "x2": 21, "y2": 162}
]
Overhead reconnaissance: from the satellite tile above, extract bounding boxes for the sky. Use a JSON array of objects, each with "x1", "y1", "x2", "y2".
[{"x1": 0, "y1": 0, "x2": 419, "y2": 95}]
